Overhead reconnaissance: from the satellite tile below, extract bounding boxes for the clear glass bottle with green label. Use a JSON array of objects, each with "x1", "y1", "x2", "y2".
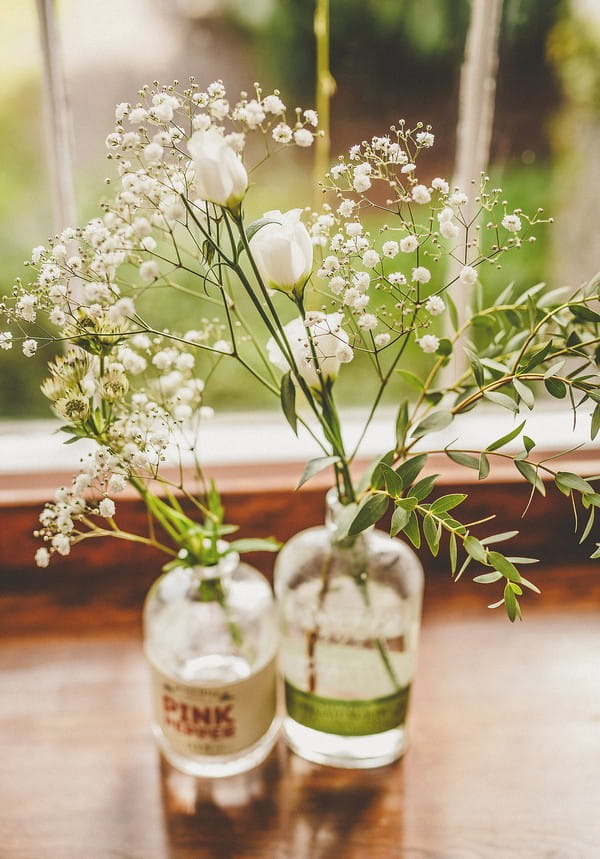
[
  {"x1": 274, "y1": 489, "x2": 424, "y2": 769},
  {"x1": 144, "y1": 549, "x2": 280, "y2": 777}
]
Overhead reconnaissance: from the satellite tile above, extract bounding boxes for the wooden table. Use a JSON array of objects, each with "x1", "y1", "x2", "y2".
[{"x1": 1, "y1": 559, "x2": 599, "y2": 859}]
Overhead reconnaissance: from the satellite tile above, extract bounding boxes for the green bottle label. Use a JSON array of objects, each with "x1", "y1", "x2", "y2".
[{"x1": 284, "y1": 680, "x2": 411, "y2": 736}]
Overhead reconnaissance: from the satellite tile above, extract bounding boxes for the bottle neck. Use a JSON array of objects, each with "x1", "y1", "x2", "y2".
[
  {"x1": 325, "y1": 487, "x2": 367, "y2": 549},
  {"x1": 188, "y1": 549, "x2": 240, "y2": 581}
]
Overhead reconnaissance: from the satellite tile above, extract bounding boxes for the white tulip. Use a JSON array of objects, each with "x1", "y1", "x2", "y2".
[
  {"x1": 249, "y1": 209, "x2": 313, "y2": 298},
  {"x1": 187, "y1": 129, "x2": 248, "y2": 212},
  {"x1": 267, "y1": 313, "x2": 353, "y2": 390}
]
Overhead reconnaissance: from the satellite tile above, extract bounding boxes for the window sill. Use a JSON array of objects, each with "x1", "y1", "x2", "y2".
[{"x1": 0, "y1": 405, "x2": 598, "y2": 575}]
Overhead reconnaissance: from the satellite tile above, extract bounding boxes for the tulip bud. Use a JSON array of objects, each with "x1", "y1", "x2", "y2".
[
  {"x1": 249, "y1": 209, "x2": 313, "y2": 299},
  {"x1": 187, "y1": 129, "x2": 248, "y2": 213},
  {"x1": 267, "y1": 313, "x2": 353, "y2": 391}
]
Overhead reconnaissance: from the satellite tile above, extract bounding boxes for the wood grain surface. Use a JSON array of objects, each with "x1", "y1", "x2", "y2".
[{"x1": 1, "y1": 557, "x2": 599, "y2": 859}]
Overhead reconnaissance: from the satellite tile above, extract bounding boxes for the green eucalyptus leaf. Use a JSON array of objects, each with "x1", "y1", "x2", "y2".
[
  {"x1": 402, "y1": 511, "x2": 421, "y2": 548},
  {"x1": 358, "y1": 451, "x2": 395, "y2": 493},
  {"x1": 446, "y1": 449, "x2": 480, "y2": 469},
  {"x1": 488, "y1": 551, "x2": 521, "y2": 583},
  {"x1": 296, "y1": 455, "x2": 339, "y2": 490},
  {"x1": 484, "y1": 391, "x2": 518, "y2": 413},
  {"x1": 378, "y1": 463, "x2": 404, "y2": 497},
  {"x1": 473, "y1": 571, "x2": 503, "y2": 584},
  {"x1": 486, "y1": 419, "x2": 527, "y2": 452},
  {"x1": 515, "y1": 460, "x2": 546, "y2": 495},
  {"x1": 519, "y1": 576, "x2": 541, "y2": 594},
  {"x1": 526, "y1": 294, "x2": 538, "y2": 330},
  {"x1": 520, "y1": 340, "x2": 553, "y2": 373},
  {"x1": 488, "y1": 597, "x2": 505, "y2": 610},
  {"x1": 348, "y1": 493, "x2": 389, "y2": 536},
  {"x1": 436, "y1": 338, "x2": 452, "y2": 357},
  {"x1": 455, "y1": 553, "x2": 472, "y2": 581},
  {"x1": 395, "y1": 454, "x2": 428, "y2": 489},
  {"x1": 513, "y1": 378, "x2": 535, "y2": 409},
  {"x1": 423, "y1": 515, "x2": 441, "y2": 556},
  {"x1": 411, "y1": 474, "x2": 439, "y2": 502},
  {"x1": 543, "y1": 360, "x2": 566, "y2": 379},
  {"x1": 395, "y1": 496, "x2": 419, "y2": 512},
  {"x1": 449, "y1": 532, "x2": 458, "y2": 573},
  {"x1": 504, "y1": 582, "x2": 518, "y2": 622},
  {"x1": 411, "y1": 409, "x2": 453, "y2": 440},
  {"x1": 580, "y1": 507, "x2": 595, "y2": 544},
  {"x1": 478, "y1": 452, "x2": 490, "y2": 480},
  {"x1": 571, "y1": 304, "x2": 600, "y2": 323},
  {"x1": 430, "y1": 493, "x2": 468, "y2": 514},
  {"x1": 465, "y1": 348, "x2": 485, "y2": 388},
  {"x1": 446, "y1": 292, "x2": 459, "y2": 331},
  {"x1": 280, "y1": 372, "x2": 297, "y2": 435},
  {"x1": 464, "y1": 535, "x2": 487, "y2": 563},
  {"x1": 396, "y1": 368, "x2": 425, "y2": 390},
  {"x1": 544, "y1": 377, "x2": 567, "y2": 399},
  {"x1": 480, "y1": 530, "x2": 519, "y2": 545},
  {"x1": 481, "y1": 358, "x2": 510, "y2": 375},
  {"x1": 395, "y1": 400, "x2": 409, "y2": 450},
  {"x1": 555, "y1": 471, "x2": 595, "y2": 494},
  {"x1": 390, "y1": 505, "x2": 411, "y2": 536}
]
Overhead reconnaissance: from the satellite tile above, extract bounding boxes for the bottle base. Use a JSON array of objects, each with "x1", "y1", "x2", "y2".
[
  {"x1": 282, "y1": 716, "x2": 408, "y2": 769},
  {"x1": 153, "y1": 717, "x2": 280, "y2": 778}
]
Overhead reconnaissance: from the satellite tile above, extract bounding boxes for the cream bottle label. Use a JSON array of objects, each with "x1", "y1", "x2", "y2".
[{"x1": 150, "y1": 657, "x2": 277, "y2": 756}]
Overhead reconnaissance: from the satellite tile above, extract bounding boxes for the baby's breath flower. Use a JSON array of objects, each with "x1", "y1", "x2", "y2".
[
  {"x1": 382, "y1": 241, "x2": 399, "y2": 258},
  {"x1": 212, "y1": 339, "x2": 233, "y2": 354},
  {"x1": 440, "y1": 220, "x2": 459, "y2": 239},
  {"x1": 99, "y1": 498, "x2": 116, "y2": 518},
  {"x1": 417, "y1": 334, "x2": 440, "y2": 354},
  {"x1": 459, "y1": 265, "x2": 478, "y2": 286},
  {"x1": 272, "y1": 123, "x2": 293, "y2": 144},
  {"x1": 502, "y1": 213, "x2": 522, "y2": 232},
  {"x1": 450, "y1": 191, "x2": 468, "y2": 207},
  {"x1": 416, "y1": 131, "x2": 435, "y2": 148},
  {"x1": 294, "y1": 128, "x2": 314, "y2": 147},
  {"x1": 400, "y1": 236, "x2": 419, "y2": 253},
  {"x1": 329, "y1": 164, "x2": 346, "y2": 180},
  {"x1": 432, "y1": 177, "x2": 449, "y2": 194},
  {"x1": 35, "y1": 547, "x2": 50, "y2": 568},
  {"x1": 357, "y1": 313, "x2": 377, "y2": 330},
  {"x1": 362, "y1": 250, "x2": 380, "y2": 269},
  {"x1": 22, "y1": 338, "x2": 37, "y2": 357},
  {"x1": 140, "y1": 260, "x2": 159, "y2": 282},
  {"x1": 412, "y1": 185, "x2": 431, "y2": 205},
  {"x1": 346, "y1": 222, "x2": 363, "y2": 237},
  {"x1": 425, "y1": 295, "x2": 445, "y2": 316},
  {"x1": 374, "y1": 332, "x2": 391, "y2": 347},
  {"x1": 263, "y1": 94, "x2": 285, "y2": 114},
  {"x1": 337, "y1": 199, "x2": 355, "y2": 218},
  {"x1": 0, "y1": 332, "x2": 13, "y2": 350},
  {"x1": 353, "y1": 173, "x2": 371, "y2": 193},
  {"x1": 412, "y1": 266, "x2": 431, "y2": 284}
]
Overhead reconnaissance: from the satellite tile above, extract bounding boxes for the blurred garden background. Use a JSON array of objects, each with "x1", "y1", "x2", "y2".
[{"x1": 1, "y1": 0, "x2": 599, "y2": 418}]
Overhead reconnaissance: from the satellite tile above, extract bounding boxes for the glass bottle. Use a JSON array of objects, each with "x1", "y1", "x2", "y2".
[
  {"x1": 274, "y1": 489, "x2": 424, "y2": 769},
  {"x1": 144, "y1": 549, "x2": 279, "y2": 777}
]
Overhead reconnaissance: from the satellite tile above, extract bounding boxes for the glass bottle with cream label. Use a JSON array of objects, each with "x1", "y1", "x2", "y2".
[
  {"x1": 274, "y1": 489, "x2": 424, "y2": 769},
  {"x1": 144, "y1": 549, "x2": 279, "y2": 777}
]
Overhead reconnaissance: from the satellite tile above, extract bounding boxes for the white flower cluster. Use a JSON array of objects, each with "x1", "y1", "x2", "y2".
[
  {"x1": 307, "y1": 123, "x2": 534, "y2": 355},
  {"x1": 34, "y1": 446, "x2": 127, "y2": 565}
]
